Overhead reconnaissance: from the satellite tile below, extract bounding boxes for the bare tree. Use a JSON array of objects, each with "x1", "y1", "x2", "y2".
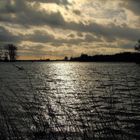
[{"x1": 5, "y1": 44, "x2": 17, "y2": 61}]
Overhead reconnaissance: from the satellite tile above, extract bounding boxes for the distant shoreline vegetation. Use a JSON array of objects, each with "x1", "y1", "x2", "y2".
[
  {"x1": 0, "y1": 52, "x2": 140, "y2": 63},
  {"x1": 0, "y1": 40, "x2": 140, "y2": 63},
  {"x1": 69, "y1": 52, "x2": 140, "y2": 63},
  {"x1": 68, "y1": 40, "x2": 138, "y2": 63}
]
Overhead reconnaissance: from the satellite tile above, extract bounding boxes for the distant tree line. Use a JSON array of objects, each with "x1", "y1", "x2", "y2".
[
  {"x1": 70, "y1": 52, "x2": 140, "y2": 63},
  {"x1": 69, "y1": 40, "x2": 140, "y2": 63},
  {"x1": 0, "y1": 40, "x2": 139, "y2": 62},
  {"x1": 0, "y1": 44, "x2": 17, "y2": 62}
]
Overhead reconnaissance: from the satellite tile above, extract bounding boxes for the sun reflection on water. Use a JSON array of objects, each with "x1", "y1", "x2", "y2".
[{"x1": 41, "y1": 62, "x2": 84, "y2": 132}]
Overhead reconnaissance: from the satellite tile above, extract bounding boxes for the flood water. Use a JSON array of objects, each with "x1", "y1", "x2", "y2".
[{"x1": 0, "y1": 62, "x2": 140, "y2": 140}]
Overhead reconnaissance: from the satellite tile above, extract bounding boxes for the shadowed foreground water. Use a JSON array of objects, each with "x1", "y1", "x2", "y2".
[{"x1": 0, "y1": 62, "x2": 140, "y2": 140}]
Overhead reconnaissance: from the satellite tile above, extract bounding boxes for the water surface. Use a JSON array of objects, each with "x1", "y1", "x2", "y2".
[{"x1": 0, "y1": 62, "x2": 140, "y2": 140}]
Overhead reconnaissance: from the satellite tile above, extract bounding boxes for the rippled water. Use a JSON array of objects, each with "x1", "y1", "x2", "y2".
[{"x1": 0, "y1": 62, "x2": 140, "y2": 140}]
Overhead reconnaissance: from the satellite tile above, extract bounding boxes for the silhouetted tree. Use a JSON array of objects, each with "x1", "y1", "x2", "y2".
[
  {"x1": 80, "y1": 53, "x2": 88, "y2": 61},
  {"x1": 5, "y1": 44, "x2": 17, "y2": 61},
  {"x1": 64, "y1": 56, "x2": 68, "y2": 61},
  {"x1": 135, "y1": 40, "x2": 140, "y2": 51}
]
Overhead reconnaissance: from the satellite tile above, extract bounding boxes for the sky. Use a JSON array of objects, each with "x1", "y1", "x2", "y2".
[{"x1": 0, "y1": 0, "x2": 140, "y2": 60}]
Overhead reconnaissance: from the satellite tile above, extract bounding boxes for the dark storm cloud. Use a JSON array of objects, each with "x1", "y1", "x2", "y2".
[
  {"x1": 0, "y1": 26, "x2": 20, "y2": 43},
  {"x1": 65, "y1": 22, "x2": 140, "y2": 41},
  {"x1": 0, "y1": 0, "x2": 139, "y2": 52},
  {"x1": 0, "y1": 0, "x2": 65, "y2": 26},
  {"x1": 0, "y1": 25, "x2": 99, "y2": 47},
  {"x1": 24, "y1": 30, "x2": 101, "y2": 46},
  {"x1": 0, "y1": 0, "x2": 139, "y2": 43},
  {"x1": 27, "y1": 0, "x2": 70, "y2": 5},
  {"x1": 121, "y1": 0, "x2": 140, "y2": 16},
  {"x1": 19, "y1": 44, "x2": 75, "y2": 57},
  {"x1": 100, "y1": 0, "x2": 140, "y2": 16},
  {"x1": 120, "y1": 42, "x2": 135, "y2": 49},
  {"x1": 19, "y1": 44, "x2": 47, "y2": 56},
  {"x1": 25, "y1": 30, "x2": 55, "y2": 43},
  {"x1": 85, "y1": 34, "x2": 98, "y2": 42}
]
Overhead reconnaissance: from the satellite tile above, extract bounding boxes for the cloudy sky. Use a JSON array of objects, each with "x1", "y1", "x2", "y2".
[{"x1": 0, "y1": 0, "x2": 140, "y2": 60}]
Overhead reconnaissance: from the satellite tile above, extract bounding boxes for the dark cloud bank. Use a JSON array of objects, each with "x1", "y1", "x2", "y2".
[{"x1": 0, "y1": 0, "x2": 140, "y2": 58}]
